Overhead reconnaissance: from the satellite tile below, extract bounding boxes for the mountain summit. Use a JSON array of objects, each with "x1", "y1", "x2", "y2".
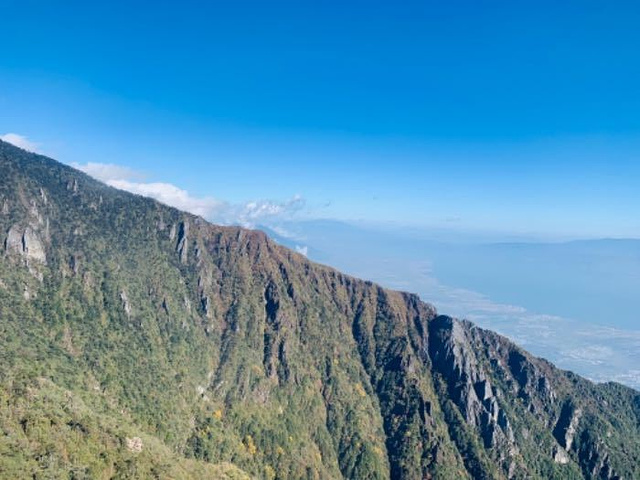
[{"x1": 1, "y1": 139, "x2": 638, "y2": 479}]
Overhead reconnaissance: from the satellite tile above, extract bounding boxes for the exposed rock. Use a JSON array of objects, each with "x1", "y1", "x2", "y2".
[
  {"x1": 553, "y1": 401, "x2": 582, "y2": 451},
  {"x1": 4, "y1": 225, "x2": 47, "y2": 264},
  {"x1": 23, "y1": 227, "x2": 46, "y2": 263},
  {"x1": 81, "y1": 271, "x2": 94, "y2": 290},
  {"x1": 553, "y1": 447, "x2": 570, "y2": 464},
  {"x1": 126, "y1": 437, "x2": 143, "y2": 453},
  {"x1": 507, "y1": 350, "x2": 556, "y2": 410},
  {"x1": 575, "y1": 433, "x2": 619, "y2": 479},
  {"x1": 429, "y1": 316, "x2": 516, "y2": 454},
  {"x1": 28, "y1": 200, "x2": 43, "y2": 224},
  {"x1": 120, "y1": 290, "x2": 132, "y2": 317},
  {"x1": 5, "y1": 226, "x2": 23, "y2": 253},
  {"x1": 176, "y1": 221, "x2": 189, "y2": 263},
  {"x1": 1, "y1": 198, "x2": 8, "y2": 215},
  {"x1": 61, "y1": 326, "x2": 78, "y2": 356},
  {"x1": 196, "y1": 274, "x2": 213, "y2": 319},
  {"x1": 43, "y1": 218, "x2": 51, "y2": 243},
  {"x1": 263, "y1": 281, "x2": 282, "y2": 379},
  {"x1": 197, "y1": 385, "x2": 211, "y2": 402},
  {"x1": 67, "y1": 178, "x2": 78, "y2": 193},
  {"x1": 475, "y1": 379, "x2": 493, "y2": 401}
]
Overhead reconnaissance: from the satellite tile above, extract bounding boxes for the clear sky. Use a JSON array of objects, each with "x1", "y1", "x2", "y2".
[{"x1": 2, "y1": 1, "x2": 640, "y2": 237}]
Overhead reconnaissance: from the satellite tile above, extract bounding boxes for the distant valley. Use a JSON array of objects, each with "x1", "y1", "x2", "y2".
[{"x1": 261, "y1": 221, "x2": 640, "y2": 389}]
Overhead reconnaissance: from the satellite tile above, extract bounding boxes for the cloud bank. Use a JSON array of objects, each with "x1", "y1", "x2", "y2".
[
  {"x1": 73, "y1": 161, "x2": 305, "y2": 227},
  {"x1": 1, "y1": 133, "x2": 39, "y2": 152},
  {"x1": 72, "y1": 162, "x2": 143, "y2": 183},
  {"x1": 109, "y1": 179, "x2": 224, "y2": 218}
]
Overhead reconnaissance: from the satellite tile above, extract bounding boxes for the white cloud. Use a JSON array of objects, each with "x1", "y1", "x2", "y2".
[
  {"x1": 221, "y1": 196, "x2": 305, "y2": 227},
  {"x1": 108, "y1": 179, "x2": 224, "y2": 218},
  {"x1": 72, "y1": 162, "x2": 143, "y2": 183},
  {"x1": 73, "y1": 161, "x2": 305, "y2": 226},
  {"x1": 268, "y1": 224, "x2": 304, "y2": 240},
  {"x1": 295, "y1": 245, "x2": 308, "y2": 256},
  {"x1": 1, "y1": 133, "x2": 39, "y2": 152},
  {"x1": 562, "y1": 346, "x2": 613, "y2": 365},
  {"x1": 244, "y1": 195, "x2": 304, "y2": 220}
]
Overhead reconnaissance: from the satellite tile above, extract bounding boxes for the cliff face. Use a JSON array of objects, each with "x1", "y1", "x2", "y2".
[{"x1": 1, "y1": 139, "x2": 639, "y2": 479}]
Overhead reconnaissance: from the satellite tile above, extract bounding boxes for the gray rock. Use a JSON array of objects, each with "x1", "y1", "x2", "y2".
[
  {"x1": 120, "y1": 290, "x2": 132, "y2": 317},
  {"x1": 67, "y1": 178, "x2": 78, "y2": 193},
  {"x1": 22, "y1": 227, "x2": 46, "y2": 263},
  {"x1": 176, "y1": 221, "x2": 189, "y2": 263},
  {"x1": 429, "y1": 316, "x2": 517, "y2": 454},
  {"x1": 553, "y1": 447, "x2": 570, "y2": 464},
  {"x1": 4, "y1": 226, "x2": 47, "y2": 264},
  {"x1": 5, "y1": 226, "x2": 23, "y2": 254},
  {"x1": 553, "y1": 401, "x2": 582, "y2": 451}
]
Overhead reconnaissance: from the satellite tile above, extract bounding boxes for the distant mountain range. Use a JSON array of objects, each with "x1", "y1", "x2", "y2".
[{"x1": 1, "y1": 139, "x2": 639, "y2": 479}]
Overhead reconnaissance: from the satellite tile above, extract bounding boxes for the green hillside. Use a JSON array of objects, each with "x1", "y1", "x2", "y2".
[{"x1": 1, "y1": 139, "x2": 638, "y2": 479}]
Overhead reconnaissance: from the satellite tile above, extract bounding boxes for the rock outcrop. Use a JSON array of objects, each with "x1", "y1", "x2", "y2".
[
  {"x1": 429, "y1": 316, "x2": 519, "y2": 475},
  {"x1": 4, "y1": 225, "x2": 46, "y2": 264},
  {"x1": 553, "y1": 401, "x2": 582, "y2": 452},
  {"x1": 176, "y1": 220, "x2": 189, "y2": 263}
]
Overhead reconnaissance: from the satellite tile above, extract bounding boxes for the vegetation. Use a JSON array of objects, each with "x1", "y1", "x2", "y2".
[{"x1": 1, "y1": 138, "x2": 639, "y2": 479}]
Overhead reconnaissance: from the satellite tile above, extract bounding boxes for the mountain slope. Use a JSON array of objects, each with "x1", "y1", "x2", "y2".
[{"x1": 1, "y1": 139, "x2": 639, "y2": 479}]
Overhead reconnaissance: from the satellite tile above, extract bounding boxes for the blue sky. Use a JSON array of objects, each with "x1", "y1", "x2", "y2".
[{"x1": 2, "y1": 1, "x2": 640, "y2": 237}]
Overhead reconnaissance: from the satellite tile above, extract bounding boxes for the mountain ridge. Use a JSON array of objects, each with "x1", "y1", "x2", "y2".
[{"x1": 1, "y1": 139, "x2": 639, "y2": 479}]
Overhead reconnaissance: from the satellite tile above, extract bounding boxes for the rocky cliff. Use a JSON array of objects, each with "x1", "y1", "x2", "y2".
[{"x1": 1, "y1": 139, "x2": 638, "y2": 479}]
